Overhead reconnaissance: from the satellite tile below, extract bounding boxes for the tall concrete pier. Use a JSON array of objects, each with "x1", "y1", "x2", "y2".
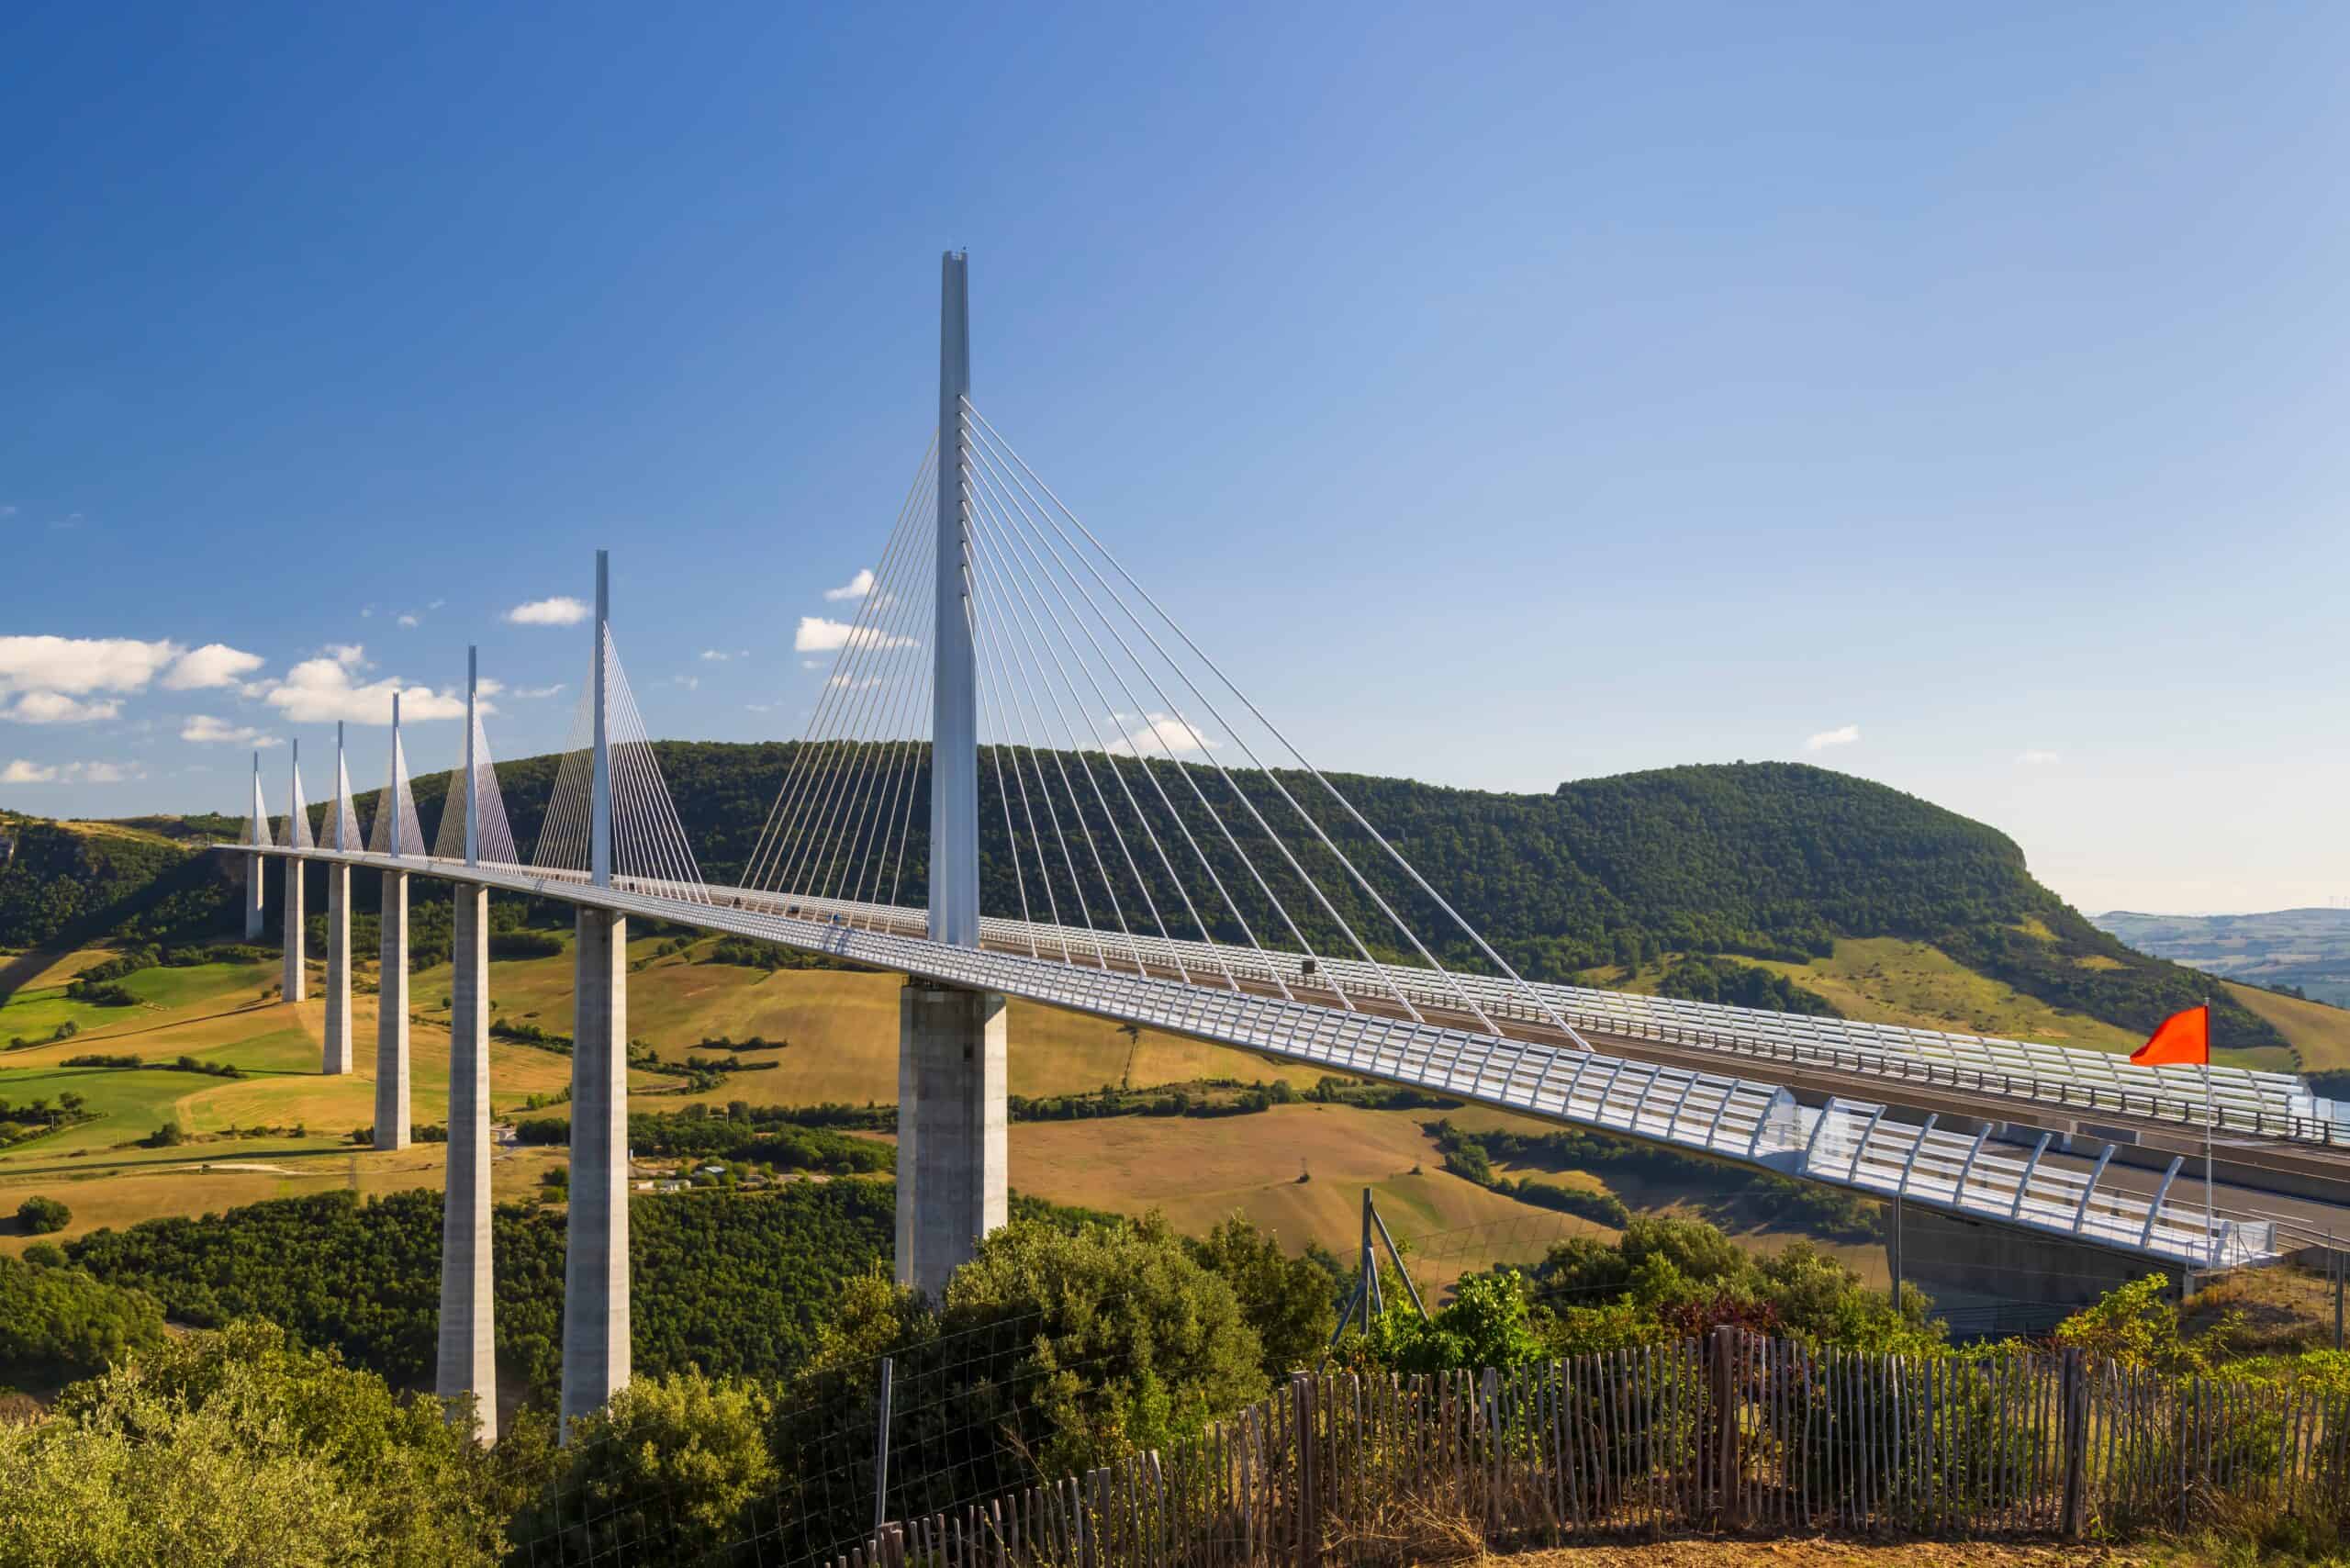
[
  {"x1": 561, "y1": 906, "x2": 630, "y2": 1435},
  {"x1": 375, "y1": 869, "x2": 410, "y2": 1149},
  {"x1": 322, "y1": 722, "x2": 353, "y2": 1074},
  {"x1": 896, "y1": 982, "x2": 1008, "y2": 1297},
  {"x1": 439, "y1": 883, "x2": 496, "y2": 1442},
  {"x1": 322, "y1": 864, "x2": 352, "y2": 1073},
  {"x1": 281, "y1": 859, "x2": 306, "y2": 1002},
  {"x1": 282, "y1": 740, "x2": 307, "y2": 1002}
]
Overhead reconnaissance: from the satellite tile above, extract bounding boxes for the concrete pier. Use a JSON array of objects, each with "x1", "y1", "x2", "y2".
[
  {"x1": 281, "y1": 860, "x2": 306, "y2": 1002},
  {"x1": 438, "y1": 885, "x2": 496, "y2": 1442},
  {"x1": 895, "y1": 982, "x2": 1007, "y2": 1298},
  {"x1": 245, "y1": 854, "x2": 264, "y2": 940},
  {"x1": 560, "y1": 907, "x2": 630, "y2": 1436},
  {"x1": 322, "y1": 865, "x2": 352, "y2": 1074},
  {"x1": 374, "y1": 869, "x2": 410, "y2": 1150}
]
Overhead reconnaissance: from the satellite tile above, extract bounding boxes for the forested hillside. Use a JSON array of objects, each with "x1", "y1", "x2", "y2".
[
  {"x1": 3, "y1": 748, "x2": 2282, "y2": 1051},
  {"x1": 0, "y1": 814, "x2": 239, "y2": 957}
]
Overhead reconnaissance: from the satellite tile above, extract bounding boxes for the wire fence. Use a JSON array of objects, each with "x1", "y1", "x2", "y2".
[{"x1": 811, "y1": 1335, "x2": 2350, "y2": 1568}]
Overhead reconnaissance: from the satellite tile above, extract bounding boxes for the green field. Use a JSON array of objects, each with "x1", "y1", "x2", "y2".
[{"x1": 0, "y1": 936, "x2": 1337, "y2": 1251}]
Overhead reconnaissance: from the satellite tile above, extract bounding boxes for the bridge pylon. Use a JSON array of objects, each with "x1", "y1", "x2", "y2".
[
  {"x1": 897, "y1": 251, "x2": 1009, "y2": 1297},
  {"x1": 563, "y1": 552, "x2": 632, "y2": 1436},
  {"x1": 244, "y1": 749, "x2": 269, "y2": 939}
]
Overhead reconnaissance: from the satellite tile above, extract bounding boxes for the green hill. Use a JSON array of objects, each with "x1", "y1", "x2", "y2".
[{"x1": 0, "y1": 750, "x2": 2287, "y2": 1056}]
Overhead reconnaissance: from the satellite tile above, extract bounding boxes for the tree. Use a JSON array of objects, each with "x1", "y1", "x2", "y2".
[
  {"x1": 16, "y1": 1195, "x2": 69, "y2": 1235},
  {"x1": 0, "y1": 1253, "x2": 165, "y2": 1374},
  {"x1": 1182, "y1": 1216, "x2": 1337, "y2": 1380},
  {"x1": 2, "y1": 1322, "x2": 508, "y2": 1566},
  {"x1": 937, "y1": 1215, "x2": 1269, "y2": 1472},
  {"x1": 520, "y1": 1370, "x2": 777, "y2": 1563}
]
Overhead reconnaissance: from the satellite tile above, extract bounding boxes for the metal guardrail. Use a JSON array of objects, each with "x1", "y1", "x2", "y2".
[{"x1": 228, "y1": 845, "x2": 2285, "y2": 1268}]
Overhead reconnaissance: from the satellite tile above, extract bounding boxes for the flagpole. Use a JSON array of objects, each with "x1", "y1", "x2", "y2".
[{"x1": 2205, "y1": 997, "x2": 2217, "y2": 1271}]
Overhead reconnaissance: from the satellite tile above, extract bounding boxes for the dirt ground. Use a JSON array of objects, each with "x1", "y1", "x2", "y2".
[{"x1": 1490, "y1": 1542, "x2": 2188, "y2": 1568}]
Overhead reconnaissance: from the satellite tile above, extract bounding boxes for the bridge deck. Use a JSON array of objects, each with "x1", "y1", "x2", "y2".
[{"x1": 233, "y1": 844, "x2": 2285, "y2": 1269}]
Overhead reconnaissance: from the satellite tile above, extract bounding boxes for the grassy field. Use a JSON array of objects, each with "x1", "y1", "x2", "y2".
[
  {"x1": 409, "y1": 936, "x2": 1331, "y2": 1115},
  {"x1": 0, "y1": 937, "x2": 1358, "y2": 1249},
  {"x1": 2223, "y1": 980, "x2": 2350, "y2": 1073},
  {"x1": 0, "y1": 936, "x2": 1912, "y2": 1301}
]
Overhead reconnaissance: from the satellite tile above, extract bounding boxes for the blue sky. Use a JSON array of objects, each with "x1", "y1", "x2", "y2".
[{"x1": 4, "y1": 2, "x2": 2347, "y2": 914}]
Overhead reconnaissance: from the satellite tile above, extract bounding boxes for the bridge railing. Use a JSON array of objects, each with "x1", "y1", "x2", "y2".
[{"x1": 756, "y1": 888, "x2": 2327, "y2": 1146}]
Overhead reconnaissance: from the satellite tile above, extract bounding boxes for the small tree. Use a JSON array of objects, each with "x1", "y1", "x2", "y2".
[{"x1": 17, "y1": 1195, "x2": 69, "y2": 1235}]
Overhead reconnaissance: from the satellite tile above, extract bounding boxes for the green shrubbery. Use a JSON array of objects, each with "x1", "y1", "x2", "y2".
[{"x1": 16, "y1": 1195, "x2": 70, "y2": 1235}]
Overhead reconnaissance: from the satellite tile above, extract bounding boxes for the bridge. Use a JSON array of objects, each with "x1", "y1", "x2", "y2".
[{"x1": 224, "y1": 253, "x2": 2317, "y2": 1446}]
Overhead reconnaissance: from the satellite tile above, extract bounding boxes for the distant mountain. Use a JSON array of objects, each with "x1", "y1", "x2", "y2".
[
  {"x1": 0, "y1": 752, "x2": 2288, "y2": 1054},
  {"x1": 2094, "y1": 908, "x2": 2350, "y2": 1009}
]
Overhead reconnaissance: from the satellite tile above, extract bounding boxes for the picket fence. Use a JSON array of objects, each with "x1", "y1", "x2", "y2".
[{"x1": 830, "y1": 1330, "x2": 2350, "y2": 1568}]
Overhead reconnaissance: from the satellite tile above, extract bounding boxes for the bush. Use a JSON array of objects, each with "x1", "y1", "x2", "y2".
[
  {"x1": 937, "y1": 1215, "x2": 1270, "y2": 1473},
  {"x1": 2, "y1": 1322, "x2": 510, "y2": 1565},
  {"x1": 518, "y1": 1371, "x2": 775, "y2": 1561},
  {"x1": 17, "y1": 1195, "x2": 70, "y2": 1235}
]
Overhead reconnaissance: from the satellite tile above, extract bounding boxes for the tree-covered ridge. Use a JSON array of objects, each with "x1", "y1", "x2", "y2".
[
  {"x1": 0, "y1": 815, "x2": 236, "y2": 955},
  {"x1": 384, "y1": 746, "x2": 2272, "y2": 1049},
  {"x1": 22, "y1": 745, "x2": 2278, "y2": 1050}
]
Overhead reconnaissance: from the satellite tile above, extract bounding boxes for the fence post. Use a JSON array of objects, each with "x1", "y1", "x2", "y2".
[
  {"x1": 1292, "y1": 1373, "x2": 1318, "y2": 1568},
  {"x1": 1710, "y1": 1326, "x2": 1743, "y2": 1529},
  {"x1": 873, "y1": 1356, "x2": 895, "y2": 1535},
  {"x1": 2059, "y1": 1347, "x2": 2089, "y2": 1540}
]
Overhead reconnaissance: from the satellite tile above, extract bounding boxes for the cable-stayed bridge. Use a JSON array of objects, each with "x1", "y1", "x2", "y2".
[{"x1": 226, "y1": 252, "x2": 2328, "y2": 1445}]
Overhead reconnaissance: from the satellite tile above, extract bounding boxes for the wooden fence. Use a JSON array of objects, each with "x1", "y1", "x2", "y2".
[{"x1": 829, "y1": 1330, "x2": 2350, "y2": 1568}]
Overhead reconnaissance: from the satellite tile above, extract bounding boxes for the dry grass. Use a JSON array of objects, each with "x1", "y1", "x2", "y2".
[
  {"x1": 2225, "y1": 980, "x2": 2350, "y2": 1073},
  {"x1": 1008, "y1": 1103, "x2": 1608, "y2": 1290}
]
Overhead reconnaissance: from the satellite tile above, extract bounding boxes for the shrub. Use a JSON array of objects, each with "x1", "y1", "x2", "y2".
[{"x1": 17, "y1": 1195, "x2": 70, "y2": 1235}]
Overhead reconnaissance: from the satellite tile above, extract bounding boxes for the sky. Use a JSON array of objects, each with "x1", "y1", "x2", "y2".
[{"x1": 4, "y1": 2, "x2": 2348, "y2": 916}]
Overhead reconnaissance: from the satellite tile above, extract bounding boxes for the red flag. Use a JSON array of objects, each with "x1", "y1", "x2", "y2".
[{"x1": 2132, "y1": 1004, "x2": 2210, "y2": 1068}]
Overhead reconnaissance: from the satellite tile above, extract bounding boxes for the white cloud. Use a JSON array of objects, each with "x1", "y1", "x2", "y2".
[
  {"x1": 699, "y1": 649, "x2": 747, "y2": 662},
  {"x1": 795, "y1": 616, "x2": 913, "y2": 653},
  {"x1": 6, "y1": 692, "x2": 123, "y2": 723},
  {"x1": 801, "y1": 659, "x2": 822, "y2": 671},
  {"x1": 162, "y1": 643, "x2": 266, "y2": 690},
  {"x1": 1804, "y1": 724, "x2": 1860, "y2": 752},
  {"x1": 396, "y1": 612, "x2": 420, "y2": 629},
  {"x1": 6, "y1": 757, "x2": 149, "y2": 784},
  {"x1": 181, "y1": 715, "x2": 279, "y2": 745},
  {"x1": 1105, "y1": 712, "x2": 1222, "y2": 757},
  {"x1": 506, "y1": 683, "x2": 564, "y2": 700},
  {"x1": 506, "y1": 596, "x2": 589, "y2": 627},
  {"x1": 0, "y1": 634, "x2": 182, "y2": 696},
  {"x1": 324, "y1": 644, "x2": 368, "y2": 668},
  {"x1": 823, "y1": 568, "x2": 877, "y2": 602},
  {"x1": 745, "y1": 702, "x2": 774, "y2": 714},
  {"x1": 673, "y1": 675, "x2": 701, "y2": 691},
  {"x1": 260, "y1": 655, "x2": 469, "y2": 724},
  {"x1": 2016, "y1": 749, "x2": 2061, "y2": 767},
  {"x1": 428, "y1": 599, "x2": 445, "y2": 610},
  {"x1": 826, "y1": 674, "x2": 883, "y2": 691}
]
